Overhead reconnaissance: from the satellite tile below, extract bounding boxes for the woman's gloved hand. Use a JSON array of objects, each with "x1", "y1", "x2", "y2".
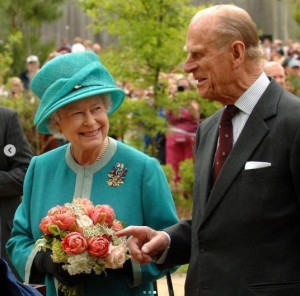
[{"x1": 33, "y1": 250, "x2": 87, "y2": 286}]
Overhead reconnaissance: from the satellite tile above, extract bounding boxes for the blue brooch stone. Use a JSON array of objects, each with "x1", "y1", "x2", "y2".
[{"x1": 107, "y1": 163, "x2": 128, "y2": 187}]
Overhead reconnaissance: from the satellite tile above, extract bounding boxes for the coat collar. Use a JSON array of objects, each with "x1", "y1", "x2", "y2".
[{"x1": 198, "y1": 80, "x2": 283, "y2": 227}]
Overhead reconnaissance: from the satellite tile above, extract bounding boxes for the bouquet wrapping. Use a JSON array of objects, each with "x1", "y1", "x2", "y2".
[{"x1": 35, "y1": 198, "x2": 129, "y2": 296}]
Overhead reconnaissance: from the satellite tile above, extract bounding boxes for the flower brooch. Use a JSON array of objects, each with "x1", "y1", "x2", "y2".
[{"x1": 107, "y1": 163, "x2": 128, "y2": 187}]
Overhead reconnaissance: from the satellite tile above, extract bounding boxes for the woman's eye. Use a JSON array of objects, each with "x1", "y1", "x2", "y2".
[
  {"x1": 93, "y1": 106, "x2": 103, "y2": 112},
  {"x1": 71, "y1": 111, "x2": 82, "y2": 116}
]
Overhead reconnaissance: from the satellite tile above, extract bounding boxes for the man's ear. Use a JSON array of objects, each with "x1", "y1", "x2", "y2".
[{"x1": 231, "y1": 41, "x2": 245, "y2": 68}]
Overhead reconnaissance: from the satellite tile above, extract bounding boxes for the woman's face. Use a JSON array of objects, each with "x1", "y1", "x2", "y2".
[{"x1": 55, "y1": 95, "x2": 109, "y2": 151}]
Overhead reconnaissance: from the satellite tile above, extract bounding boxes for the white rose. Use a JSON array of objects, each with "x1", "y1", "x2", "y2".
[
  {"x1": 105, "y1": 244, "x2": 127, "y2": 269},
  {"x1": 76, "y1": 215, "x2": 93, "y2": 228}
]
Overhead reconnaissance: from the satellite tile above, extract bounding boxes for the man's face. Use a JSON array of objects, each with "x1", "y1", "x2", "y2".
[
  {"x1": 183, "y1": 17, "x2": 234, "y2": 103},
  {"x1": 27, "y1": 61, "x2": 39, "y2": 73},
  {"x1": 264, "y1": 65, "x2": 286, "y2": 87}
]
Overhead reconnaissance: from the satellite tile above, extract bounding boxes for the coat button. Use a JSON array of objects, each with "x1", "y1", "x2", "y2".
[{"x1": 200, "y1": 246, "x2": 206, "y2": 253}]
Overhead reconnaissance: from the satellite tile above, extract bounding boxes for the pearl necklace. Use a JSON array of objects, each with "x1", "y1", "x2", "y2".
[{"x1": 70, "y1": 137, "x2": 109, "y2": 165}]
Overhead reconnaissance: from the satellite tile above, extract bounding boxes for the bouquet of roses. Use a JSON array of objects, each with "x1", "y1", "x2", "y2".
[{"x1": 35, "y1": 198, "x2": 129, "y2": 296}]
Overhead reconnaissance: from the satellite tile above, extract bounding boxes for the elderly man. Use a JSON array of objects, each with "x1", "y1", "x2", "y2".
[
  {"x1": 263, "y1": 61, "x2": 287, "y2": 88},
  {"x1": 118, "y1": 4, "x2": 300, "y2": 296}
]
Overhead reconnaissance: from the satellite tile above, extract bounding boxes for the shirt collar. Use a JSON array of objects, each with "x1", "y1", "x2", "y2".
[{"x1": 235, "y1": 72, "x2": 270, "y2": 115}]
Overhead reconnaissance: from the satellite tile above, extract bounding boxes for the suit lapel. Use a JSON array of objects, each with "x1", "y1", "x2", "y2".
[
  {"x1": 197, "y1": 117, "x2": 219, "y2": 220},
  {"x1": 199, "y1": 80, "x2": 281, "y2": 227}
]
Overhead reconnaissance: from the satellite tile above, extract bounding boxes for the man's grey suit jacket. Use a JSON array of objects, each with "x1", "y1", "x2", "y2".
[{"x1": 162, "y1": 80, "x2": 300, "y2": 296}]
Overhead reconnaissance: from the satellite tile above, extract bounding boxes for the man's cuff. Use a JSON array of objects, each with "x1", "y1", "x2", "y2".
[{"x1": 153, "y1": 231, "x2": 171, "y2": 264}]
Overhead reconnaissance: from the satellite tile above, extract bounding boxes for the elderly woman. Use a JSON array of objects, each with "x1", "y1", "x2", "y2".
[{"x1": 6, "y1": 52, "x2": 178, "y2": 296}]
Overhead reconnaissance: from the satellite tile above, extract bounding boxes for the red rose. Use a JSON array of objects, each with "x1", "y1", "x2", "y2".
[
  {"x1": 61, "y1": 232, "x2": 88, "y2": 255},
  {"x1": 48, "y1": 205, "x2": 77, "y2": 231},
  {"x1": 87, "y1": 236, "x2": 110, "y2": 257},
  {"x1": 91, "y1": 205, "x2": 116, "y2": 226},
  {"x1": 39, "y1": 216, "x2": 54, "y2": 235}
]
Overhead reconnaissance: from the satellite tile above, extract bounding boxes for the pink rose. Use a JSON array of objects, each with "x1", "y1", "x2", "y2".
[
  {"x1": 91, "y1": 205, "x2": 116, "y2": 226},
  {"x1": 48, "y1": 205, "x2": 77, "y2": 231},
  {"x1": 73, "y1": 198, "x2": 94, "y2": 217},
  {"x1": 39, "y1": 216, "x2": 54, "y2": 235},
  {"x1": 105, "y1": 245, "x2": 127, "y2": 269},
  {"x1": 88, "y1": 236, "x2": 110, "y2": 257},
  {"x1": 112, "y1": 220, "x2": 124, "y2": 232},
  {"x1": 61, "y1": 232, "x2": 88, "y2": 255}
]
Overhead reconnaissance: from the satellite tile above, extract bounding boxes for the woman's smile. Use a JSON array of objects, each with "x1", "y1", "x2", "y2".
[{"x1": 80, "y1": 128, "x2": 100, "y2": 137}]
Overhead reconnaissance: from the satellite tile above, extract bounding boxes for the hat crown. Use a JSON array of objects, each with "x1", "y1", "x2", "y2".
[
  {"x1": 31, "y1": 51, "x2": 125, "y2": 134},
  {"x1": 31, "y1": 51, "x2": 115, "y2": 99}
]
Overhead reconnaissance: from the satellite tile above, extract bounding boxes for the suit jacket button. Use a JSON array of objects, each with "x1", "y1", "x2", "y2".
[{"x1": 200, "y1": 247, "x2": 206, "y2": 253}]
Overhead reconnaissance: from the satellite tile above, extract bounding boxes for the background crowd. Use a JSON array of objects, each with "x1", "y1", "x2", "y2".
[
  {"x1": 2, "y1": 34, "x2": 300, "y2": 174},
  {"x1": 1, "y1": 33, "x2": 300, "y2": 210},
  {"x1": 1, "y1": 24, "x2": 300, "y2": 293}
]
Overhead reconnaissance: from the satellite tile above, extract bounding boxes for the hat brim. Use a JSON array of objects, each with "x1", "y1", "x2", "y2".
[{"x1": 35, "y1": 86, "x2": 125, "y2": 134}]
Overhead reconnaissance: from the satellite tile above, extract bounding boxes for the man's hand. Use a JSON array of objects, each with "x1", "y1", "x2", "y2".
[{"x1": 116, "y1": 226, "x2": 170, "y2": 264}]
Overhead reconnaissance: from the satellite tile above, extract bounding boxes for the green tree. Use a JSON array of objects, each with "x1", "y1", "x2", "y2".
[
  {"x1": 78, "y1": 0, "x2": 206, "y2": 156},
  {"x1": 0, "y1": 0, "x2": 66, "y2": 78},
  {"x1": 0, "y1": 31, "x2": 22, "y2": 85},
  {"x1": 78, "y1": 0, "x2": 199, "y2": 98},
  {"x1": 293, "y1": 0, "x2": 300, "y2": 24},
  {"x1": 109, "y1": 97, "x2": 167, "y2": 153}
]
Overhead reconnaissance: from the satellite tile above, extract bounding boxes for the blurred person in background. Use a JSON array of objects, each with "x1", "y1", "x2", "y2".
[
  {"x1": 7, "y1": 77, "x2": 25, "y2": 99},
  {"x1": 0, "y1": 105, "x2": 33, "y2": 280},
  {"x1": 286, "y1": 58, "x2": 300, "y2": 77},
  {"x1": 71, "y1": 36, "x2": 86, "y2": 53},
  {"x1": 19, "y1": 55, "x2": 40, "y2": 90},
  {"x1": 92, "y1": 43, "x2": 102, "y2": 55},
  {"x1": 165, "y1": 77, "x2": 200, "y2": 184},
  {"x1": 263, "y1": 61, "x2": 287, "y2": 89}
]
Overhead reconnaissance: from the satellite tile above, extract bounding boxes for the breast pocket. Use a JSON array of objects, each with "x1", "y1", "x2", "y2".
[
  {"x1": 240, "y1": 165, "x2": 278, "y2": 181},
  {"x1": 236, "y1": 164, "x2": 293, "y2": 213},
  {"x1": 239, "y1": 165, "x2": 283, "y2": 200}
]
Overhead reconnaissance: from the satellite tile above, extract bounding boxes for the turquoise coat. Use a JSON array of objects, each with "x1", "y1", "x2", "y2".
[{"x1": 7, "y1": 138, "x2": 179, "y2": 296}]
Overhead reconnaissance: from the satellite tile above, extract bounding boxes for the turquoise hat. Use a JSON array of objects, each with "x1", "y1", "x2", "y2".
[{"x1": 31, "y1": 51, "x2": 125, "y2": 134}]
